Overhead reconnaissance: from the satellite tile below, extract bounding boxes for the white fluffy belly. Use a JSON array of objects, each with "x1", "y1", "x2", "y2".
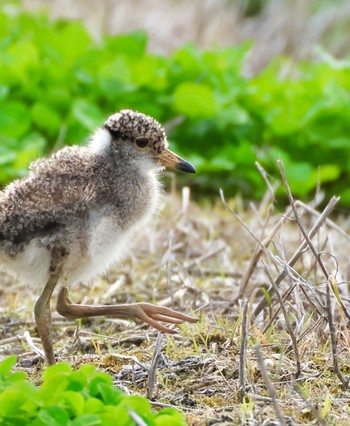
[
  {"x1": 0, "y1": 241, "x2": 51, "y2": 289},
  {"x1": 63, "y1": 217, "x2": 133, "y2": 287},
  {"x1": 1, "y1": 181, "x2": 160, "y2": 291}
]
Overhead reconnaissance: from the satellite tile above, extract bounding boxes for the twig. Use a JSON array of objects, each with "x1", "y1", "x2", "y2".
[
  {"x1": 23, "y1": 330, "x2": 45, "y2": 359},
  {"x1": 296, "y1": 200, "x2": 350, "y2": 242},
  {"x1": 278, "y1": 160, "x2": 329, "y2": 277},
  {"x1": 128, "y1": 410, "x2": 148, "y2": 426},
  {"x1": 110, "y1": 353, "x2": 147, "y2": 370},
  {"x1": 253, "y1": 195, "x2": 340, "y2": 318},
  {"x1": 326, "y1": 283, "x2": 349, "y2": 387},
  {"x1": 220, "y1": 189, "x2": 292, "y2": 300},
  {"x1": 255, "y1": 161, "x2": 276, "y2": 203},
  {"x1": 278, "y1": 158, "x2": 348, "y2": 388},
  {"x1": 147, "y1": 332, "x2": 164, "y2": 399},
  {"x1": 239, "y1": 299, "x2": 249, "y2": 403},
  {"x1": 0, "y1": 335, "x2": 22, "y2": 346},
  {"x1": 184, "y1": 245, "x2": 226, "y2": 268},
  {"x1": 167, "y1": 230, "x2": 174, "y2": 305},
  {"x1": 254, "y1": 345, "x2": 286, "y2": 426},
  {"x1": 262, "y1": 260, "x2": 301, "y2": 378}
]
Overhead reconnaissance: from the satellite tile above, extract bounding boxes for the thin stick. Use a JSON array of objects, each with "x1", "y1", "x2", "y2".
[
  {"x1": 262, "y1": 260, "x2": 301, "y2": 378},
  {"x1": 296, "y1": 200, "x2": 350, "y2": 242},
  {"x1": 23, "y1": 330, "x2": 45, "y2": 359},
  {"x1": 239, "y1": 299, "x2": 249, "y2": 403},
  {"x1": 255, "y1": 161, "x2": 276, "y2": 203},
  {"x1": 147, "y1": 332, "x2": 164, "y2": 399},
  {"x1": 220, "y1": 189, "x2": 293, "y2": 300},
  {"x1": 254, "y1": 345, "x2": 286, "y2": 426},
  {"x1": 253, "y1": 195, "x2": 340, "y2": 318},
  {"x1": 278, "y1": 159, "x2": 348, "y2": 388}
]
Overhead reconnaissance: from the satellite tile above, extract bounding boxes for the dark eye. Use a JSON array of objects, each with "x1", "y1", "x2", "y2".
[{"x1": 135, "y1": 137, "x2": 149, "y2": 148}]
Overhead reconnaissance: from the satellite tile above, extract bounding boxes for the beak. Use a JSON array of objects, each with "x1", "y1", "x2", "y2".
[{"x1": 157, "y1": 148, "x2": 196, "y2": 173}]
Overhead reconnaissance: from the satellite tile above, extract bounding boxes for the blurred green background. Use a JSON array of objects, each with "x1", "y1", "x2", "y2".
[{"x1": 1, "y1": 0, "x2": 350, "y2": 203}]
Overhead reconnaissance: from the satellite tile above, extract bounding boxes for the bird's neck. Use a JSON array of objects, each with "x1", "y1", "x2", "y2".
[{"x1": 89, "y1": 128, "x2": 111, "y2": 155}]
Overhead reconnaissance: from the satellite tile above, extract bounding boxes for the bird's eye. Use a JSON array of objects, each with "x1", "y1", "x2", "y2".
[{"x1": 135, "y1": 137, "x2": 149, "y2": 148}]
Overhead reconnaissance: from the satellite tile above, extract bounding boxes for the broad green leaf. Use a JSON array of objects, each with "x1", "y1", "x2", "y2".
[
  {"x1": 99, "y1": 405, "x2": 130, "y2": 426},
  {"x1": 71, "y1": 413, "x2": 101, "y2": 426},
  {"x1": 154, "y1": 408, "x2": 187, "y2": 426},
  {"x1": 71, "y1": 99, "x2": 104, "y2": 130},
  {"x1": 37, "y1": 406, "x2": 70, "y2": 426},
  {"x1": 31, "y1": 102, "x2": 62, "y2": 136},
  {"x1": 59, "y1": 391, "x2": 84, "y2": 417},
  {"x1": 12, "y1": 133, "x2": 46, "y2": 172},
  {"x1": 0, "y1": 101, "x2": 31, "y2": 139},
  {"x1": 95, "y1": 383, "x2": 120, "y2": 405},
  {"x1": 83, "y1": 398, "x2": 105, "y2": 414},
  {"x1": 0, "y1": 355, "x2": 17, "y2": 378},
  {"x1": 121, "y1": 395, "x2": 152, "y2": 419},
  {"x1": 105, "y1": 31, "x2": 147, "y2": 58},
  {"x1": 174, "y1": 82, "x2": 217, "y2": 117}
]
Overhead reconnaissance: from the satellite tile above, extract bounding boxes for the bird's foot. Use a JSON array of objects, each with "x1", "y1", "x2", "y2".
[
  {"x1": 128, "y1": 302, "x2": 199, "y2": 334},
  {"x1": 57, "y1": 286, "x2": 198, "y2": 334}
]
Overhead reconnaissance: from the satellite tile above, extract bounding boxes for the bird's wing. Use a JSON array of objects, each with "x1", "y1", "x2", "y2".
[{"x1": 0, "y1": 147, "x2": 101, "y2": 246}]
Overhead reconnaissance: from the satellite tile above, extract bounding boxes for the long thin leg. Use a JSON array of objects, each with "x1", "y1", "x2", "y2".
[
  {"x1": 34, "y1": 248, "x2": 65, "y2": 365},
  {"x1": 56, "y1": 286, "x2": 198, "y2": 334}
]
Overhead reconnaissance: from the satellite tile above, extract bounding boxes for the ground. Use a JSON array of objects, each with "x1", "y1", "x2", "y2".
[{"x1": 1, "y1": 186, "x2": 350, "y2": 425}]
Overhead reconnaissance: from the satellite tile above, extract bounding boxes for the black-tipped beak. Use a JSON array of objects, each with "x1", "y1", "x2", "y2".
[
  {"x1": 157, "y1": 148, "x2": 196, "y2": 174},
  {"x1": 176, "y1": 159, "x2": 196, "y2": 173}
]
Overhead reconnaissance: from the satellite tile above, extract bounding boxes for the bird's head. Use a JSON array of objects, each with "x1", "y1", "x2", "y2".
[{"x1": 97, "y1": 109, "x2": 196, "y2": 173}]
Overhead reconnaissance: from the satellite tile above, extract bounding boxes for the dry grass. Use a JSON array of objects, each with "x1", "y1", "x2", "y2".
[
  {"x1": 22, "y1": 0, "x2": 350, "y2": 74},
  {"x1": 2, "y1": 166, "x2": 350, "y2": 424}
]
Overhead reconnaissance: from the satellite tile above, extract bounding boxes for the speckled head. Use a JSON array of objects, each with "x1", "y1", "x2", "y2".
[
  {"x1": 104, "y1": 109, "x2": 196, "y2": 173},
  {"x1": 104, "y1": 109, "x2": 167, "y2": 155}
]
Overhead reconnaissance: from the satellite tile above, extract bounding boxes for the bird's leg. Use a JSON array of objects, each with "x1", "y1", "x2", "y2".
[
  {"x1": 56, "y1": 286, "x2": 198, "y2": 334},
  {"x1": 34, "y1": 248, "x2": 65, "y2": 365}
]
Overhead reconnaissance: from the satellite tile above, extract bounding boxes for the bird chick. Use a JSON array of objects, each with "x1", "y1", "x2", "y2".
[{"x1": 0, "y1": 109, "x2": 197, "y2": 365}]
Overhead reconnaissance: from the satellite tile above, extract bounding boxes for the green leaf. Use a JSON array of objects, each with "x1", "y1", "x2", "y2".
[
  {"x1": 97, "y1": 56, "x2": 135, "y2": 99},
  {"x1": 99, "y1": 405, "x2": 130, "y2": 426},
  {"x1": 104, "y1": 31, "x2": 147, "y2": 58},
  {"x1": 13, "y1": 133, "x2": 46, "y2": 172},
  {"x1": 122, "y1": 395, "x2": 152, "y2": 419},
  {"x1": 59, "y1": 391, "x2": 84, "y2": 417},
  {"x1": 0, "y1": 356, "x2": 17, "y2": 378},
  {"x1": 0, "y1": 101, "x2": 31, "y2": 139},
  {"x1": 154, "y1": 408, "x2": 187, "y2": 426},
  {"x1": 71, "y1": 99, "x2": 104, "y2": 130},
  {"x1": 320, "y1": 393, "x2": 332, "y2": 419},
  {"x1": 0, "y1": 382, "x2": 37, "y2": 417},
  {"x1": 260, "y1": 288, "x2": 272, "y2": 306},
  {"x1": 71, "y1": 413, "x2": 101, "y2": 426},
  {"x1": 174, "y1": 82, "x2": 218, "y2": 117},
  {"x1": 83, "y1": 398, "x2": 105, "y2": 414},
  {"x1": 31, "y1": 102, "x2": 62, "y2": 136},
  {"x1": 94, "y1": 382, "x2": 121, "y2": 406},
  {"x1": 38, "y1": 406, "x2": 70, "y2": 426}
]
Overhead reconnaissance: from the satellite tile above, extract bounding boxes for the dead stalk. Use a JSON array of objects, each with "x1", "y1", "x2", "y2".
[
  {"x1": 147, "y1": 332, "x2": 164, "y2": 399},
  {"x1": 239, "y1": 299, "x2": 249, "y2": 403},
  {"x1": 278, "y1": 158, "x2": 348, "y2": 388},
  {"x1": 262, "y1": 260, "x2": 301, "y2": 378},
  {"x1": 253, "y1": 195, "x2": 340, "y2": 318},
  {"x1": 254, "y1": 345, "x2": 286, "y2": 426}
]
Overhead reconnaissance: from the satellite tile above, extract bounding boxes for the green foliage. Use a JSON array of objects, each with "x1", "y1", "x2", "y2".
[
  {"x1": 0, "y1": 356, "x2": 187, "y2": 426},
  {"x1": 1, "y1": 4, "x2": 350, "y2": 203}
]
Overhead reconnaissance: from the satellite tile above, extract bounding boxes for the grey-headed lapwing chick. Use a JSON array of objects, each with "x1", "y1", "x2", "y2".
[{"x1": 0, "y1": 109, "x2": 197, "y2": 365}]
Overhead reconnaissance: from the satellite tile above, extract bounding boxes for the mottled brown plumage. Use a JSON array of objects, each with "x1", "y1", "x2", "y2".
[{"x1": 0, "y1": 109, "x2": 197, "y2": 365}]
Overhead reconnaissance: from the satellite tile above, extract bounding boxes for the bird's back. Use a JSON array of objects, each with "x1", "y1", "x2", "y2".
[{"x1": 0, "y1": 143, "x2": 161, "y2": 289}]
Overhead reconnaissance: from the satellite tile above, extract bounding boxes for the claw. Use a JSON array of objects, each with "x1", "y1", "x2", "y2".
[
  {"x1": 57, "y1": 287, "x2": 198, "y2": 335},
  {"x1": 133, "y1": 302, "x2": 198, "y2": 334}
]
